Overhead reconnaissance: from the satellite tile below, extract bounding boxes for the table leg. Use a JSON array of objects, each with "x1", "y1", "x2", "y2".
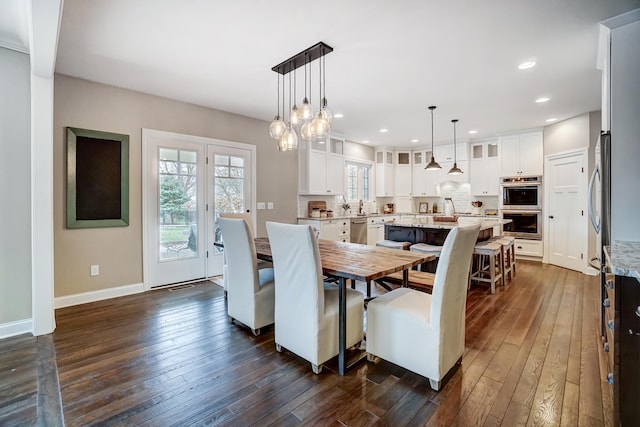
[
  {"x1": 338, "y1": 277, "x2": 347, "y2": 376},
  {"x1": 403, "y1": 268, "x2": 409, "y2": 287}
]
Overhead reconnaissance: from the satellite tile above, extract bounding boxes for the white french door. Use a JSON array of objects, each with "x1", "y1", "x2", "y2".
[
  {"x1": 207, "y1": 144, "x2": 253, "y2": 276},
  {"x1": 143, "y1": 129, "x2": 255, "y2": 288}
]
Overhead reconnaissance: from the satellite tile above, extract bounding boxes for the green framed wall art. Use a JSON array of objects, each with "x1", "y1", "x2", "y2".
[{"x1": 66, "y1": 127, "x2": 130, "y2": 228}]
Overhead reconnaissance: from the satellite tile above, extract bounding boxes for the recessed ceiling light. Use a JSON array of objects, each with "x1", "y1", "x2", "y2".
[
  {"x1": 546, "y1": 118, "x2": 557, "y2": 122},
  {"x1": 535, "y1": 97, "x2": 550, "y2": 103},
  {"x1": 468, "y1": 130, "x2": 478, "y2": 134},
  {"x1": 379, "y1": 128, "x2": 388, "y2": 133},
  {"x1": 411, "y1": 139, "x2": 419, "y2": 143},
  {"x1": 518, "y1": 61, "x2": 536, "y2": 70},
  {"x1": 362, "y1": 140, "x2": 369, "y2": 143},
  {"x1": 334, "y1": 113, "x2": 344, "y2": 118}
]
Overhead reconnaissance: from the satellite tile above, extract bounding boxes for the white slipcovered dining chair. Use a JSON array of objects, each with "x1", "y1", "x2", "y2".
[
  {"x1": 266, "y1": 221, "x2": 364, "y2": 374},
  {"x1": 218, "y1": 217, "x2": 275, "y2": 336},
  {"x1": 219, "y1": 213, "x2": 270, "y2": 293},
  {"x1": 366, "y1": 224, "x2": 480, "y2": 391}
]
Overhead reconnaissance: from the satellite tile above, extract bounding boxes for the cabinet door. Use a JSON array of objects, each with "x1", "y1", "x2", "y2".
[
  {"x1": 500, "y1": 135, "x2": 521, "y2": 176},
  {"x1": 519, "y1": 132, "x2": 543, "y2": 175},
  {"x1": 320, "y1": 221, "x2": 338, "y2": 240},
  {"x1": 470, "y1": 143, "x2": 486, "y2": 195},
  {"x1": 396, "y1": 151, "x2": 412, "y2": 196},
  {"x1": 326, "y1": 154, "x2": 344, "y2": 194},
  {"x1": 484, "y1": 154, "x2": 501, "y2": 195},
  {"x1": 412, "y1": 151, "x2": 427, "y2": 195},
  {"x1": 307, "y1": 150, "x2": 327, "y2": 194}
]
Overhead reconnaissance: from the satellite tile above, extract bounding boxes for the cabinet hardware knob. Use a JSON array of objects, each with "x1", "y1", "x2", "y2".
[
  {"x1": 607, "y1": 320, "x2": 614, "y2": 330},
  {"x1": 606, "y1": 280, "x2": 614, "y2": 289},
  {"x1": 548, "y1": 215, "x2": 554, "y2": 219},
  {"x1": 603, "y1": 299, "x2": 610, "y2": 307}
]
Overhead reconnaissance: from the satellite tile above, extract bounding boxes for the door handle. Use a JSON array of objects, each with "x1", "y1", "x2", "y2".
[{"x1": 588, "y1": 164, "x2": 601, "y2": 233}]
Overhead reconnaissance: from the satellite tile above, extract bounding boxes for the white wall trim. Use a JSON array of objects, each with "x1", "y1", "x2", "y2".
[
  {"x1": 54, "y1": 283, "x2": 145, "y2": 309},
  {"x1": 0, "y1": 318, "x2": 33, "y2": 340}
]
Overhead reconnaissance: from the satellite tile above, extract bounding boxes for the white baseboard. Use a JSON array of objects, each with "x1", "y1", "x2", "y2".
[
  {"x1": 54, "y1": 282, "x2": 145, "y2": 309},
  {"x1": 0, "y1": 318, "x2": 33, "y2": 339}
]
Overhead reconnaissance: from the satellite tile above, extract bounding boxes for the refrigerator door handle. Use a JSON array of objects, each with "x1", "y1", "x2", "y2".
[{"x1": 588, "y1": 163, "x2": 601, "y2": 234}]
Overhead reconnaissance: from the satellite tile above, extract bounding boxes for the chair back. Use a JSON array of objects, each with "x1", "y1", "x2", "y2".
[
  {"x1": 219, "y1": 212, "x2": 255, "y2": 236},
  {"x1": 429, "y1": 225, "x2": 480, "y2": 358},
  {"x1": 218, "y1": 217, "x2": 259, "y2": 296},
  {"x1": 265, "y1": 222, "x2": 325, "y2": 341}
]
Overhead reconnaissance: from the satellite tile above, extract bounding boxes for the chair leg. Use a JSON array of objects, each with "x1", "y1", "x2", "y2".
[
  {"x1": 312, "y1": 363, "x2": 322, "y2": 374},
  {"x1": 275, "y1": 343, "x2": 282, "y2": 353},
  {"x1": 251, "y1": 328, "x2": 261, "y2": 336},
  {"x1": 367, "y1": 353, "x2": 376, "y2": 362},
  {"x1": 489, "y1": 254, "x2": 496, "y2": 294}
]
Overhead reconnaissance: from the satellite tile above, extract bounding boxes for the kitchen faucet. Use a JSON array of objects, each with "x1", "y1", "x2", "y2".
[{"x1": 359, "y1": 199, "x2": 364, "y2": 215}]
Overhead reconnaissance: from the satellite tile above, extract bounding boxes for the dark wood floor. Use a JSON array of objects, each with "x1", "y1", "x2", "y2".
[{"x1": 1, "y1": 261, "x2": 613, "y2": 426}]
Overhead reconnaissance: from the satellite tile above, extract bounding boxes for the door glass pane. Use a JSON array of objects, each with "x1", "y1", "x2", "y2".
[
  {"x1": 158, "y1": 148, "x2": 198, "y2": 261},
  {"x1": 488, "y1": 143, "x2": 498, "y2": 157},
  {"x1": 414, "y1": 152, "x2": 422, "y2": 164},
  {"x1": 214, "y1": 154, "x2": 247, "y2": 248},
  {"x1": 398, "y1": 152, "x2": 410, "y2": 164}
]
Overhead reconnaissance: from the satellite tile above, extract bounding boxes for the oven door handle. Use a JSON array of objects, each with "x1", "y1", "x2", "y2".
[{"x1": 588, "y1": 164, "x2": 601, "y2": 234}]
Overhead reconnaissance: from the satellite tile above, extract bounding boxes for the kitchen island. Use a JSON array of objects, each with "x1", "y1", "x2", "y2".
[{"x1": 385, "y1": 218, "x2": 512, "y2": 246}]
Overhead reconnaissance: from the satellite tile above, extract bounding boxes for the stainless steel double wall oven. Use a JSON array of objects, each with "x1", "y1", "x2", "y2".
[{"x1": 499, "y1": 176, "x2": 542, "y2": 240}]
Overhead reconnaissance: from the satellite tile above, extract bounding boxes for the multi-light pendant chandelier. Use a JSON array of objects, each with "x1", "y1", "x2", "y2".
[
  {"x1": 424, "y1": 105, "x2": 464, "y2": 175},
  {"x1": 269, "y1": 42, "x2": 333, "y2": 151}
]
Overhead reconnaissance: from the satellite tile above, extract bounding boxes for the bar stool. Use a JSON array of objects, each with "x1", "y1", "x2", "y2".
[
  {"x1": 470, "y1": 240, "x2": 504, "y2": 294},
  {"x1": 492, "y1": 236, "x2": 516, "y2": 281},
  {"x1": 376, "y1": 240, "x2": 412, "y2": 250},
  {"x1": 409, "y1": 243, "x2": 443, "y2": 273}
]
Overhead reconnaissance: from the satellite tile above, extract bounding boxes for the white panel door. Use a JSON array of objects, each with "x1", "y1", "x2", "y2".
[{"x1": 547, "y1": 152, "x2": 585, "y2": 271}]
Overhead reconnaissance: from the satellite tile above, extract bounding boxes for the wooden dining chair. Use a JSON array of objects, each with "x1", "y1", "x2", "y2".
[
  {"x1": 266, "y1": 221, "x2": 364, "y2": 374},
  {"x1": 366, "y1": 224, "x2": 480, "y2": 391},
  {"x1": 218, "y1": 217, "x2": 275, "y2": 336}
]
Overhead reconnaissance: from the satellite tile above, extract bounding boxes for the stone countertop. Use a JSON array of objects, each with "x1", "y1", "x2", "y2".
[
  {"x1": 298, "y1": 213, "x2": 502, "y2": 221},
  {"x1": 604, "y1": 241, "x2": 640, "y2": 280},
  {"x1": 389, "y1": 218, "x2": 512, "y2": 231}
]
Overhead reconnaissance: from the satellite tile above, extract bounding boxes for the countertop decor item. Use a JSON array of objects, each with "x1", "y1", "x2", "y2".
[{"x1": 419, "y1": 202, "x2": 429, "y2": 213}]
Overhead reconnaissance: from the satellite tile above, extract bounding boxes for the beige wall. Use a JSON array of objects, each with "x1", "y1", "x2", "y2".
[
  {"x1": 54, "y1": 75, "x2": 298, "y2": 297},
  {"x1": 0, "y1": 48, "x2": 32, "y2": 324}
]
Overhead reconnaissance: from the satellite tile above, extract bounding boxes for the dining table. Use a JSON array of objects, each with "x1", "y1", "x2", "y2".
[{"x1": 253, "y1": 237, "x2": 434, "y2": 375}]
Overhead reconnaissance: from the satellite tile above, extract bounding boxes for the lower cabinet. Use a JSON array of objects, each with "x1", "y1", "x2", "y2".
[
  {"x1": 297, "y1": 218, "x2": 350, "y2": 242},
  {"x1": 514, "y1": 239, "x2": 543, "y2": 258}
]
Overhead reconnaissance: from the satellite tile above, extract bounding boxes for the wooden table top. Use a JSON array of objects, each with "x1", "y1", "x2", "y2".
[{"x1": 254, "y1": 238, "x2": 434, "y2": 283}]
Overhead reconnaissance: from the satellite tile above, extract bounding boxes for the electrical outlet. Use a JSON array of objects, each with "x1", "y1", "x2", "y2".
[
  {"x1": 90, "y1": 265, "x2": 100, "y2": 276},
  {"x1": 267, "y1": 202, "x2": 274, "y2": 209},
  {"x1": 257, "y1": 202, "x2": 266, "y2": 210}
]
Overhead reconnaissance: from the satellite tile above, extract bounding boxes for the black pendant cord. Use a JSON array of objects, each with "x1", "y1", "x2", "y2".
[
  {"x1": 430, "y1": 106, "x2": 435, "y2": 153},
  {"x1": 452, "y1": 119, "x2": 457, "y2": 160},
  {"x1": 281, "y1": 73, "x2": 285, "y2": 123},
  {"x1": 276, "y1": 74, "x2": 280, "y2": 118},
  {"x1": 293, "y1": 68, "x2": 297, "y2": 106},
  {"x1": 322, "y1": 55, "x2": 326, "y2": 104},
  {"x1": 304, "y1": 53, "x2": 308, "y2": 101},
  {"x1": 288, "y1": 72, "x2": 292, "y2": 124},
  {"x1": 318, "y1": 55, "x2": 322, "y2": 110}
]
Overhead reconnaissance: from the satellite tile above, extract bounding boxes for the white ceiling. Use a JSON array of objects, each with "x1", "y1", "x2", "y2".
[{"x1": 3, "y1": 0, "x2": 640, "y2": 147}]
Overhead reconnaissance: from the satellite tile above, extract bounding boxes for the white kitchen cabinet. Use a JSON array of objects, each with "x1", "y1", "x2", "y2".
[
  {"x1": 366, "y1": 216, "x2": 389, "y2": 245},
  {"x1": 299, "y1": 136, "x2": 345, "y2": 195},
  {"x1": 514, "y1": 238, "x2": 543, "y2": 258},
  {"x1": 412, "y1": 150, "x2": 438, "y2": 196},
  {"x1": 375, "y1": 149, "x2": 395, "y2": 197},
  {"x1": 297, "y1": 218, "x2": 350, "y2": 242},
  {"x1": 395, "y1": 150, "x2": 412, "y2": 196},
  {"x1": 470, "y1": 139, "x2": 500, "y2": 195},
  {"x1": 434, "y1": 142, "x2": 468, "y2": 162},
  {"x1": 500, "y1": 131, "x2": 543, "y2": 176}
]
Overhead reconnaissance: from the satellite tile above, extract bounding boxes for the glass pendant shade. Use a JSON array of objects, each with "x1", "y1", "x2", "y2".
[
  {"x1": 300, "y1": 98, "x2": 314, "y2": 121},
  {"x1": 269, "y1": 115, "x2": 286, "y2": 140},
  {"x1": 290, "y1": 105, "x2": 300, "y2": 126},
  {"x1": 320, "y1": 98, "x2": 332, "y2": 124},
  {"x1": 310, "y1": 112, "x2": 330, "y2": 140},
  {"x1": 278, "y1": 126, "x2": 298, "y2": 151},
  {"x1": 448, "y1": 162, "x2": 463, "y2": 175},
  {"x1": 300, "y1": 121, "x2": 313, "y2": 141}
]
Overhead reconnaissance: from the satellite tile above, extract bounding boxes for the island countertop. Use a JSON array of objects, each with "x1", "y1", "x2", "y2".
[
  {"x1": 604, "y1": 241, "x2": 640, "y2": 280},
  {"x1": 389, "y1": 218, "x2": 512, "y2": 231}
]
